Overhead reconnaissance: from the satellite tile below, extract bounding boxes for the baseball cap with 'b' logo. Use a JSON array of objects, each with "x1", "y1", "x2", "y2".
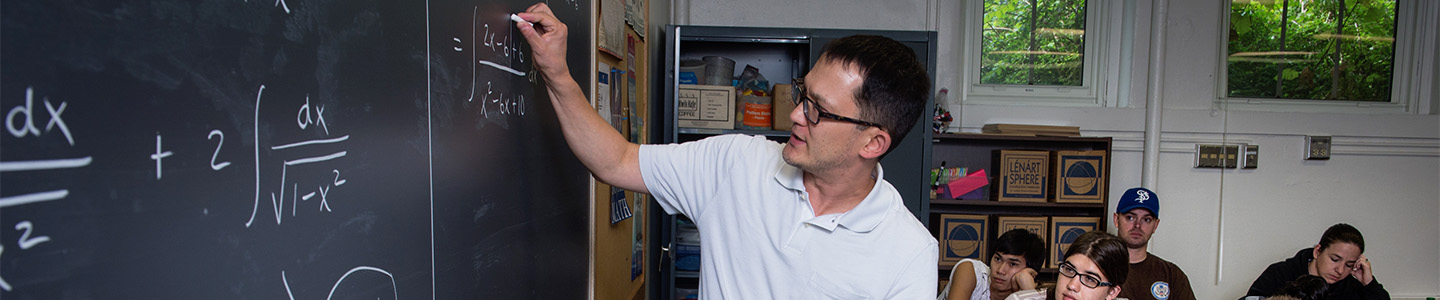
[{"x1": 1116, "y1": 187, "x2": 1160, "y2": 218}]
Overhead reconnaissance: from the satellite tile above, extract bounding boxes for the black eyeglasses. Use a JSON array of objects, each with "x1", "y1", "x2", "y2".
[
  {"x1": 1058, "y1": 261, "x2": 1115, "y2": 289},
  {"x1": 791, "y1": 78, "x2": 883, "y2": 129}
]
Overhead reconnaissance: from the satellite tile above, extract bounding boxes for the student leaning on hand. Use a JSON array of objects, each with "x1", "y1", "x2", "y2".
[{"x1": 1241, "y1": 223, "x2": 1389, "y2": 300}]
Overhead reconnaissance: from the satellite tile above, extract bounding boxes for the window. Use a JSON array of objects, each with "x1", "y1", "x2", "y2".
[
  {"x1": 962, "y1": 0, "x2": 1124, "y2": 107},
  {"x1": 1222, "y1": 0, "x2": 1437, "y2": 113},
  {"x1": 980, "y1": 0, "x2": 1087, "y2": 86},
  {"x1": 1227, "y1": 0, "x2": 1396, "y2": 101}
]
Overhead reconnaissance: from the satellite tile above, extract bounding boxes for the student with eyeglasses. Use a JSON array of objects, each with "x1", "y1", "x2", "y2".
[
  {"x1": 1054, "y1": 231, "x2": 1129, "y2": 300},
  {"x1": 517, "y1": 3, "x2": 937, "y2": 298}
]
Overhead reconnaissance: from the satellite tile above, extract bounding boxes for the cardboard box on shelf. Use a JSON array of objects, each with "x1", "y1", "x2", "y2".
[
  {"x1": 1053, "y1": 150, "x2": 1107, "y2": 203},
  {"x1": 1049, "y1": 216, "x2": 1101, "y2": 268},
  {"x1": 677, "y1": 85, "x2": 735, "y2": 130},
  {"x1": 772, "y1": 84, "x2": 795, "y2": 130},
  {"x1": 996, "y1": 216, "x2": 1049, "y2": 247},
  {"x1": 938, "y1": 214, "x2": 988, "y2": 267},
  {"x1": 994, "y1": 150, "x2": 1050, "y2": 202}
]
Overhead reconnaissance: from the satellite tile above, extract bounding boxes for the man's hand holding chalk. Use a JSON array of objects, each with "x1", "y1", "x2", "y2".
[
  {"x1": 513, "y1": 3, "x2": 570, "y2": 80},
  {"x1": 509, "y1": 14, "x2": 533, "y2": 27}
]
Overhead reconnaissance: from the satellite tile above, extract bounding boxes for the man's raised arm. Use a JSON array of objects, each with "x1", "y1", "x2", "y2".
[{"x1": 515, "y1": 3, "x2": 646, "y2": 193}]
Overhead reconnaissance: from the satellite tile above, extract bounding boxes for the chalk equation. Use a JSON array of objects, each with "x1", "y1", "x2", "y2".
[
  {"x1": 0, "y1": 86, "x2": 85, "y2": 292},
  {"x1": 547, "y1": 0, "x2": 583, "y2": 11},
  {"x1": 245, "y1": 0, "x2": 294, "y2": 14},
  {"x1": 456, "y1": 8, "x2": 536, "y2": 123},
  {"x1": 245, "y1": 85, "x2": 352, "y2": 228},
  {"x1": 2, "y1": 83, "x2": 360, "y2": 292},
  {"x1": 1, "y1": 0, "x2": 594, "y2": 296}
]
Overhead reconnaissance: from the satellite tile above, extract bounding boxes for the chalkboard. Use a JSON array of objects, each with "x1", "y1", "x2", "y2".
[{"x1": 0, "y1": 0, "x2": 591, "y2": 298}]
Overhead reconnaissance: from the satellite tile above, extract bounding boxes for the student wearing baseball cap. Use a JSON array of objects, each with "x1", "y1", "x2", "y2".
[{"x1": 1112, "y1": 187, "x2": 1195, "y2": 300}]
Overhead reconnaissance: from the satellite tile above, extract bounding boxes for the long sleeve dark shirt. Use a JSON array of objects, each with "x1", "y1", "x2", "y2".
[{"x1": 1240, "y1": 248, "x2": 1389, "y2": 300}]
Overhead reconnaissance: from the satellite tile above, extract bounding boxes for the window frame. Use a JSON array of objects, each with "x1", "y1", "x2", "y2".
[
  {"x1": 1216, "y1": 0, "x2": 1438, "y2": 114},
  {"x1": 961, "y1": 0, "x2": 1126, "y2": 107}
]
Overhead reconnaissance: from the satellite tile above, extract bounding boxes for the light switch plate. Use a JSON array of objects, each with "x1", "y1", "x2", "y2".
[
  {"x1": 1195, "y1": 144, "x2": 1236, "y2": 168},
  {"x1": 1305, "y1": 136, "x2": 1331, "y2": 160},
  {"x1": 1195, "y1": 144, "x2": 1221, "y2": 168},
  {"x1": 1221, "y1": 145, "x2": 1240, "y2": 168},
  {"x1": 1196, "y1": 144, "x2": 1254, "y2": 168},
  {"x1": 1241, "y1": 144, "x2": 1258, "y2": 169}
]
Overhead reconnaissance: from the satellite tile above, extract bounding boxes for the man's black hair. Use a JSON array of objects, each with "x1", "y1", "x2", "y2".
[
  {"x1": 992, "y1": 228, "x2": 1047, "y2": 270},
  {"x1": 817, "y1": 35, "x2": 930, "y2": 155},
  {"x1": 1274, "y1": 275, "x2": 1330, "y2": 300}
]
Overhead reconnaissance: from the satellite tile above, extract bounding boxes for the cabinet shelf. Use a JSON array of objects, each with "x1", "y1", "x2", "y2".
[
  {"x1": 678, "y1": 127, "x2": 791, "y2": 137},
  {"x1": 928, "y1": 199, "x2": 1107, "y2": 217},
  {"x1": 679, "y1": 36, "x2": 808, "y2": 43},
  {"x1": 928, "y1": 205, "x2": 1105, "y2": 217},
  {"x1": 929, "y1": 199, "x2": 1105, "y2": 209},
  {"x1": 933, "y1": 133, "x2": 1112, "y2": 143}
]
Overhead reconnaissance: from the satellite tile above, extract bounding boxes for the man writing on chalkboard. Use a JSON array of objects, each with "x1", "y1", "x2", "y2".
[{"x1": 517, "y1": 3, "x2": 937, "y2": 299}]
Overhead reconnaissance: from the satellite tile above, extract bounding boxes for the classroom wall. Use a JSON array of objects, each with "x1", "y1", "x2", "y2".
[{"x1": 669, "y1": 0, "x2": 1440, "y2": 299}]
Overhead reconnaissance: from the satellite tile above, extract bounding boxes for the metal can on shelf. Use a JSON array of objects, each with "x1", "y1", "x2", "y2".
[{"x1": 735, "y1": 95, "x2": 773, "y2": 130}]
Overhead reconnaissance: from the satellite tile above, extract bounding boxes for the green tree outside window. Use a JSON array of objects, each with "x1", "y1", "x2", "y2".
[
  {"x1": 981, "y1": 0, "x2": 1087, "y2": 86},
  {"x1": 1228, "y1": 0, "x2": 1397, "y2": 101}
]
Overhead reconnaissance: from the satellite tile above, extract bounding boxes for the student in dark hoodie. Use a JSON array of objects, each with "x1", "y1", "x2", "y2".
[{"x1": 1241, "y1": 223, "x2": 1388, "y2": 300}]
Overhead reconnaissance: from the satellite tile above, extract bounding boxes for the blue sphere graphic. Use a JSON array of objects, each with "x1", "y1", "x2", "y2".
[
  {"x1": 946, "y1": 224, "x2": 982, "y2": 257},
  {"x1": 1056, "y1": 228, "x2": 1090, "y2": 259},
  {"x1": 1064, "y1": 161, "x2": 1098, "y2": 194}
]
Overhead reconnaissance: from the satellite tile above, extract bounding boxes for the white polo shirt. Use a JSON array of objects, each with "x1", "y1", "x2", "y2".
[{"x1": 640, "y1": 134, "x2": 938, "y2": 299}]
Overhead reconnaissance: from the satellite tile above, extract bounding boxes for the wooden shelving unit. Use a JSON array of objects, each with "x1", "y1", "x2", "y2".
[{"x1": 928, "y1": 133, "x2": 1113, "y2": 282}]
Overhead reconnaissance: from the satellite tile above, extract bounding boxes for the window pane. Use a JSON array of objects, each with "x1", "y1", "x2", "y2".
[
  {"x1": 1227, "y1": 0, "x2": 1396, "y2": 101},
  {"x1": 981, "y1": 0, "x2": 1087, "y2": 86}
]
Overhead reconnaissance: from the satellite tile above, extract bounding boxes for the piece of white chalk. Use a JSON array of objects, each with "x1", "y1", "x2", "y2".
[{"x1": 510, "y1": 14, "x2": 532, "y2": 26}]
